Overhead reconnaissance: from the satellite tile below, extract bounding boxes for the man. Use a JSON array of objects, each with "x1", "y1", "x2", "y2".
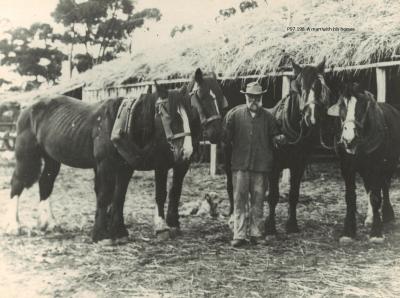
[{"x1": 224, "y1": 81, "x2": 285, "y2": 248}]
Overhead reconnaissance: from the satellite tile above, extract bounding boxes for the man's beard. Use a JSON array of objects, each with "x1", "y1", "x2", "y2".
[{"x1": 247, "y1": 102, "x2": 261, "y2": 112}]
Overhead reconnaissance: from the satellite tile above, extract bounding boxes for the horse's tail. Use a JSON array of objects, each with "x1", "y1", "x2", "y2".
[{"x1": 11, "y1": 107, "x2": 42, "y2": 196}]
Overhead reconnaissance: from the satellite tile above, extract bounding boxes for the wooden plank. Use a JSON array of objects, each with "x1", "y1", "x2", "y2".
[
  {"x1": 210, "y1": 144, "x2": 217, "y2": 177},
  {"x1": 376, "y1": 67, "x2": 386, "y2": 102},
  {"x1": 281, "y1": 75, "x2": 291, "y2": 184},
  {"x1": 282, "y1": 75, "x2": 291, "y2": 97}
]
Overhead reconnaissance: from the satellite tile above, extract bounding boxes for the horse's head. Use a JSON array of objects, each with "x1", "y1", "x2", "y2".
[
  {"x1": 291, "y1": 58, "x2": 330, "y2": 127},
  {"x1": 188, "y1": 68, "x2": 227, "y2": 144},
  {"x1": 328, "y1": 82, "x2": 374, "y2": 154},
  {"x1": 154, "y1": 82, "x2": 193, "y2": 163}
]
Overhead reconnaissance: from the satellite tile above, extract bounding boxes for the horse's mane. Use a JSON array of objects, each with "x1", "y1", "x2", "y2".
[{"x1": 167, "y1": 89, "x2": 191, "y2": 122}]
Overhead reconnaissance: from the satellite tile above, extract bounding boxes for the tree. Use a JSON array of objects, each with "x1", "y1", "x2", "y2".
[
  {"x1": 0, "y1": 23, "x2": 67, "y2": 90},
  {"x1": 52, "y1": 0, "x2": 162, "y2": 73},
  {"x1": 170, "y1": 24, "x2": 193, "y2": 38}
]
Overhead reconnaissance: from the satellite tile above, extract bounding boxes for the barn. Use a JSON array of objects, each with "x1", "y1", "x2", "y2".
[{"x1": 6, "y1": 0, "x2": 400, "y2": 168}]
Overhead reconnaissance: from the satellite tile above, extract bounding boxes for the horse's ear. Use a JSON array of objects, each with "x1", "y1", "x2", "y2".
[
  {"x1": 316, "y1": 57, "x2": 326, "y2": 73},
  {"x1": 291, "y1": 60, "x2": 302, "y2": 76},
  {"x1": 154, "y1": 81, "x2": 168, "y2": 99},
  {"x1": 179, "y1": 85, "x2": 188, "y2": 96},
  {"x1": 195, "y1": 68, "x2": 204, "y2": 83}
]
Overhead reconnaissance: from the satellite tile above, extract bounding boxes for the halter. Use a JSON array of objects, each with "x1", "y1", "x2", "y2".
[
  {"x1": 191, "y1": 90, "x2": 222, "y2": 126},
  {"x1": 155, "y1": 98, "x2": 191, "y2": 142}
]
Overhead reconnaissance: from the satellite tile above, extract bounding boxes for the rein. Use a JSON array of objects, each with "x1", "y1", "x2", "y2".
[
  {"x1": 276, "y1": 93, "x2": 311, "y2": 145},
  {"x1": 155, "y1": 98, "x2": 191, "y2": 142},
  {"x1": 319, "y1": 126, "x2": 335, "y2": 150}
]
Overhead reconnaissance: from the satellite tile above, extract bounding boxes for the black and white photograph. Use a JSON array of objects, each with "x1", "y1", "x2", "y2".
[{"x1": 0, "y1": 0, "x2": 400, "y2": 297}]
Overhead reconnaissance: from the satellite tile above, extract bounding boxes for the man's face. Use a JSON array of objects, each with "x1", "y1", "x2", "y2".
[{"x1": 246, "y1": 94, "x2": 262, "y2": 112}]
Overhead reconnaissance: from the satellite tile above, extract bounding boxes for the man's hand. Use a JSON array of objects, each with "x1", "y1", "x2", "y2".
[{"x1": 273, "y1": 134, "x2": 287, "y2": 147}]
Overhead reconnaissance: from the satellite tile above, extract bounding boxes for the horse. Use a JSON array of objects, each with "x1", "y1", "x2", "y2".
[
  {"x1": 3, "y1": 83, "x2": 197, "y2": 243},
  {"x1": 265, "y1": 59, "x2": 331, "y2": 235},
  {"x1": 156, "y1": 68, "x2": 227, "y2": 234},
  {"x1": 328, "y1": 82, "x2": 399, "y2": 244},
  {"x1": 223, "y1": 59, "x2": 331, "y2": 235}
]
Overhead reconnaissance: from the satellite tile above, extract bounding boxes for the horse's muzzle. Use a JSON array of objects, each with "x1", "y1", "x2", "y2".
[{"x1": 172, "y1": 147, "x2": 192, "y2": 163}]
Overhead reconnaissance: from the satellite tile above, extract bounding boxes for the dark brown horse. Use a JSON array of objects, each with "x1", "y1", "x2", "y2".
[
  {"x1": 328, "y1": 83, "x2": 399, "y2": 243},
  {"x1": 3, "y1": 84, "x2": 197, "y2": 243},
  {"x1": 265, "y1": 59, "x2": 331, "y2": 235},
  {"x1": 157, "y1": 68, "x2": 227, "y2": 234}
]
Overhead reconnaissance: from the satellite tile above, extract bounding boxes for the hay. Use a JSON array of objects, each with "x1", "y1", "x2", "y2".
[
  {"x1": 5, "y1": 0, "x2": 400, "y2": 100},
  {"x1": 64, "y1": 0, "x2": 400, "y2": 89}
]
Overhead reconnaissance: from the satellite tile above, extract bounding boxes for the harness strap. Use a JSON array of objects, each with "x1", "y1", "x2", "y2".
[
  {"x1": 192, "y1": 91, "x2": 221, "y2": 126},
  {"x1": 203, "y1": 115, "x2": 221, "y2": 124},
  {"x1": 125, "y1": 98, "x2": 139, "y2": 135},
  {"x1": 170, "y1": 132, "x2": 191, "y2": 140}
]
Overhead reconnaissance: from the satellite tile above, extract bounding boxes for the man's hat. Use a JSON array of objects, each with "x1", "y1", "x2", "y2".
[{"x1": 240, "y1": 82, "x2": 267, "y2": 95}]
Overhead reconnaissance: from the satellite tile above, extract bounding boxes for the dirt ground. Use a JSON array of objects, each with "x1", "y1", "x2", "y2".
[{"x1": 0, "y1": 156, "x2": 400, "y2": 298}]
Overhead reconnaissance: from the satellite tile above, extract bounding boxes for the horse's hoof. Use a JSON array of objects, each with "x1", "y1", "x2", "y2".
[
  {"x1": 369, "y1": 237, "x2": 384, "y2": 244},
  {"x1": 115, "y1": 236, "x2": 129, "y2": 245},
  {"x1": 364, "y1": 217, "x2": 373, "y2": 227},
  {"x1": 38, "y1": 220, "x2": 58, "y2": 232},
  {"x1": 339, "y1": 236, "x2": 354, "y2": 244},
  {"x1": 97, "y1": 239, "x2": 115, "y2": 246},
  {"x1": 264, "y1": 235, "x2": 277, "y2": 242},
  {"x1": 3, "y1": 221, "x2": 21, "y2": 236},
  {"x1": 169, "y1": 227, "x2": 181, "y2": 238},
  {"x1": 286, "y1": 224, "x2": 300, "y2": 234},
  {"x1": 156, "y1": 230, "x2": 170, "y2": 241}
]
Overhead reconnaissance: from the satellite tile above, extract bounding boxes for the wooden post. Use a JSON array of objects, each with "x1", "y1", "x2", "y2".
[
  {"x1": 281, "y1": 75, "x2": 291, "y2": 184},
  {"x1": 376, "y1": 67, "x2": 386, "y2": 103},
  {"x1": 210, "y1": 144, "x2": 217, "y2": 177}
]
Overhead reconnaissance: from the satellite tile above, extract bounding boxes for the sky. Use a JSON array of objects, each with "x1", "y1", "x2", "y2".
[{"x1": 0, "y1": 0, "x2": 239, "y2": 87}]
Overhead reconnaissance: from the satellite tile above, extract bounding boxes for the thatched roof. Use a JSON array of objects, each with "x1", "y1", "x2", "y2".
[{"x1": 9, "y1": 0, "x2": 400, "y2": 99}]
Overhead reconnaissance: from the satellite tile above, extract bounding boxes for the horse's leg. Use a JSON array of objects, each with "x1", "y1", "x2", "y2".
[
  {"x1": 166, "y1": 161, "x2": 190, "y2": 232},
  {"x1": 108, "y1": 164, "x2": 133, "y2": 242},
  {"x1": 37, "y1": 156, "x2": 61, "y2": 231},
  {"x1": 224, "y1": 144, "x2": 234, "y2": 216},
  {"x1": 265, "y1": 166, "x2": 280, "y2": 236},
  {"x1": 381, "y1": 167, "x2": 395, "y2": 224},
  {"x1": 286, "y1": 163, "x2": 305, "y2": 233},
  {"x1": 92, "y1": 160, "x2": 115, "y2": 242},
  {"x1": 339, "y1": 155, "x2": 357, "y2": 243},
  {"x1": 4, "y1": 130, "x2": 41, "y2": 235},
  {"x1": 368, "y1": 182, "x2": 384, "y2": 242},
  {"x1": 363, "y1": 183, "x2": 373, "y2": 226},
  {"x1": 154, "y1": 168, "x2": 169, "y2": 235}
]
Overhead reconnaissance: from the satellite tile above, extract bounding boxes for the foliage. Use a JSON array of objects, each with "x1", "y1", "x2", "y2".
[
  {"x1": 170, "y1": 24, "x2": 193, "y2": 38},
  {"x1": 0, "y1": 23, "x2": 67, "y2": 90},
  {"x1": 52, "y1": 0, "x2": 162, "y2": 73},
  {"x1": 217, "y1": 1, "x2": 259, "y2": 22}
]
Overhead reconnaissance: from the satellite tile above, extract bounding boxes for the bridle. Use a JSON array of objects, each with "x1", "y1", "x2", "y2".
[
  {"x1": 341, "y1": 98, "x2": 370, "y2": 130},
  {"x1": 155, "y1": 98, "x2": 191, "y2": 145},
  {"x1": 191, "y1": 90, "x2": 222, "y2": 127},
  {"x1": 338, "y1": 97, "x2": 371, "y2": 144}
]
